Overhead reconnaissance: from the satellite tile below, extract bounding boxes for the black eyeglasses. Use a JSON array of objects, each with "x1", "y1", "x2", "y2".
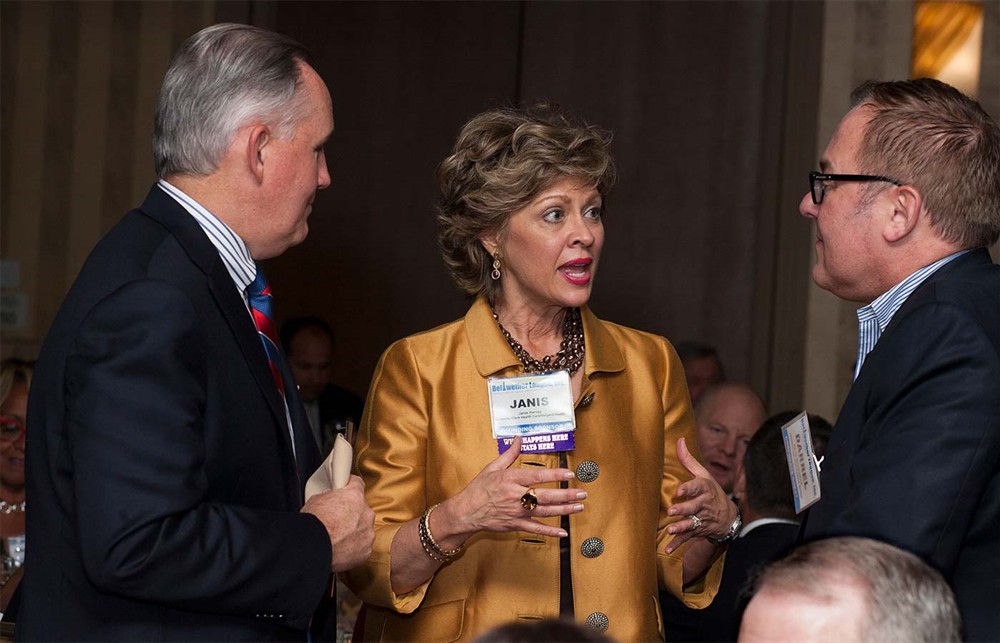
[{"x1": 809, "y1": 171, "x2": 903, "y2": 205}]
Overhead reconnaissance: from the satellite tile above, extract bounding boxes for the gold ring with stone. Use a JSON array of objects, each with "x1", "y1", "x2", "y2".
[{"x1": 520, "y1": 488, "x2": 538, "y2": 512}]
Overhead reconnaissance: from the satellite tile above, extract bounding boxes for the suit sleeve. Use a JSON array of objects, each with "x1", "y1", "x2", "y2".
[
  {"x1": 66, "y1": 279, "x2": 331, "y2": 627},
  {"x1": 826, "y1": 301, "x2": 1000, "y2": 574},
  {"x1": 655, "y1": 338, "x2": 725, "y2": 607},
  {"x1": 342, "y1": 338, "x2": 432, "y2": 613}
]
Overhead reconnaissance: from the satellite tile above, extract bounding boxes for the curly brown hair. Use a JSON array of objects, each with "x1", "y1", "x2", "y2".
[{"x1": 436, "y1": 104, "x2": 617, "y2": 301}]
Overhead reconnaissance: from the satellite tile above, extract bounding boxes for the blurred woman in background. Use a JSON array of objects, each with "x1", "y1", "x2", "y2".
[{"x1": 1, "y1": 358, "x2": 32, "y2": 617}]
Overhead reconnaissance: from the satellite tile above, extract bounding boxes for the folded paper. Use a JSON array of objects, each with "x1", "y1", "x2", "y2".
[{"x1": 305, "y1": 433, "x2": 353, "y2": 500}]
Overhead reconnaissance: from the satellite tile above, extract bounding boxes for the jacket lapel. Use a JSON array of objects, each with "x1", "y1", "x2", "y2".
[
  {"x1": 136, "y1": 185, "x2": 298, "y2": 469},
  {"x1": 279, "y1": 353, "x2": 322, "y2": 490},
  {"x1": 464, "y1": 296, "x2": 521, "y2": 378},
  {"x1": 464, "y1": 296, "x2": 626, "y2": 411},
  {"x1": 464, "y1": 296, "x2": 627, "y2": 378},
  {"x1": 854, "y1": 249, "x2": 990, "y2": 384}
]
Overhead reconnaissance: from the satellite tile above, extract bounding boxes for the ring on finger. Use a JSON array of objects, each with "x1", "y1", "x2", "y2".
[
  {"x1": 520, "y1": 488, "x2": 538, "y2": 512},
  {"x1": 688, "y1": 514, "x2": 703, "y2": 530}
]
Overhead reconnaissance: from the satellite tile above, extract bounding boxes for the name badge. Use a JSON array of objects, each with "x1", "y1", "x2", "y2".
[
  {"x1": 488, "y1": 371, "x2": 576, "y2": 454},
  {"x1": 781, "y1": 411, "x2": 822, "y2": 513}
]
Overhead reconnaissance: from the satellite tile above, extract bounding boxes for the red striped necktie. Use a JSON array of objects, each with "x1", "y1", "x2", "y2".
[{"x1": 247, "y1": 267, "x2": 285, "y2": 396}]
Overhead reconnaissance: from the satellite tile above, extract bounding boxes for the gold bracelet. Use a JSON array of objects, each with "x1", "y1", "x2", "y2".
[
  {"x1": 418, "y1": 503, "x2": 463, "y2": 562},
  {"x1": 417, "y1": 517, "x2": 447, "y2": 562}
]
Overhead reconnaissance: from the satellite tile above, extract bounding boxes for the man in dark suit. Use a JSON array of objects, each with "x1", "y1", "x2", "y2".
[
  {"x1": 799, "y1": 78, "x2": 1000, "y2": 642},
  {"x1": 280, "y1": 317, "x2": 364, "y2": 454},
  {"x1": 17, "y1": 24, "x2": 374, "y2": 641},
  {"x1": 663, "y1": 412, "x2": 831, "y2": 641}
]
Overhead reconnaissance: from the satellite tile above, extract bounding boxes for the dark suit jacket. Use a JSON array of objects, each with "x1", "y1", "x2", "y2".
[
  {"x1": 17, "y1": 186, "x2": 332, "y2": 641},
  {"x1": 802, "y1": 248, "x2": 1000, "y2": 642},
  {"x1": 662, "y1": 521, "x2": 798, "y2": 642}
]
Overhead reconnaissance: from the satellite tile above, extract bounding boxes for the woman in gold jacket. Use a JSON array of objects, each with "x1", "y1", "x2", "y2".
[{"x1": 344, "y1": 105, "x2": 740, "y2": 641}]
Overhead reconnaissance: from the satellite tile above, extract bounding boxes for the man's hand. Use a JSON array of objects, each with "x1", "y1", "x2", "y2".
[{"x1": 301, "y1": 475, "x2": 375, "y2": 572}]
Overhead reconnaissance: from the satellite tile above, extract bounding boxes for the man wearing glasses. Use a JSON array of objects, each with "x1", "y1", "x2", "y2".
[{"x1": 798, "y1": 78, "x2": 1000, "y2": 642}]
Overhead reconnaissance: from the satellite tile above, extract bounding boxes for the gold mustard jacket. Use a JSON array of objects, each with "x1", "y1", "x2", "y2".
[{"x1": 344, "y1": 297, "x2": 723, "y2": 642}]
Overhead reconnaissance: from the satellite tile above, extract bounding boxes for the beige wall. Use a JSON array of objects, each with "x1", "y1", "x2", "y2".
[{"x1": 0, "y1": 0, "x2": 227, "y2": 357}]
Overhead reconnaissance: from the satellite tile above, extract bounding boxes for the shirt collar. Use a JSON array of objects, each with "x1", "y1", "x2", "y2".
[
  {"x1": 157, "y1": 179, "x2": 256, "y2": 294},
  {"x1": 738, "y1": 517, "x2": 799, "y2": 538},
  {"x1": 859, "y1": 250, "x2": 971, "y2": 334}
]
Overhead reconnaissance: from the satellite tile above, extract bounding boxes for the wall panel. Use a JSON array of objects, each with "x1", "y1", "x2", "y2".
[
  {"x1": 513, "y1": 2, "x2": 818, "y2": 409},
  {"x1": 0, "y1": 1, "x2": 223, "y2": 359},
  {"x1": 2, "y1": 1, "x2": 52, "y2": 352},
  {"x1": 271, "y1": 2, "x2": 524, "y2": 394}
]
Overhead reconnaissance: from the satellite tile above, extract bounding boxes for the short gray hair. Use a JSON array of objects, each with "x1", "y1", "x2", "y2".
[
  {"x1": 154, "y1": 23, "x2": 314, "y2": 178},
  {"x1": 751, "y1": 537, "x2": 962, "y2": 642}
]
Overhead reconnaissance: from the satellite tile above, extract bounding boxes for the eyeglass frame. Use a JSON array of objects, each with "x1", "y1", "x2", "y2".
[
  {"x1": 0, "y1": 415, "x2": 26, "y2": 443},
  {"x1": 809, "y1": 171, "x2": 904, "y2": 205}
]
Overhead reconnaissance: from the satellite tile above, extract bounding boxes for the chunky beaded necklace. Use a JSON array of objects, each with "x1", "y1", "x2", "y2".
[{"x1": 491, "y1": 305, "x2": 585, "y2": 376}]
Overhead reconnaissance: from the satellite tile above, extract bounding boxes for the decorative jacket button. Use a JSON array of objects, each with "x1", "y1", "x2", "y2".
[
  {"x1": 587, "y1": 612, "x2": 610, "y2": 631},
  {"x1": 576, "y1": 460, "x2": 599, "y2": 483},
  {"x1": 579, "y1": 392, "x2": 595, "y2": 407},
  {"x1": 581, "y1": 537, "x2": 604, "y2": 558}
]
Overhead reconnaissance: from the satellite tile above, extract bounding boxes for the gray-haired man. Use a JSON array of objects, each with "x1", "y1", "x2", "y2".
[{"x1": 19, "y1": 23, "x2": 373, "y2": 640}]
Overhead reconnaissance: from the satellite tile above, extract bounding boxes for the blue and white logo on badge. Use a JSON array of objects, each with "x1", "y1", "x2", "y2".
[{"x1": 488, "y1": 371, "x2": 576, "y2": 454}]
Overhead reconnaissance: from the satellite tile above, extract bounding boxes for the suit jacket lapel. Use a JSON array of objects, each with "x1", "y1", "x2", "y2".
[
  {"x1": 882, "y1": 248, "x2": 990, "y2": 339},
  {"x1": 279, "y1": 353, "x2": 322, "y2": 492},
  {"x1": 135, "y1": 185, "x2": 298, "y2": 470},
  {"x1": 853, "y1": 249, "x2": 990, "y2": 387}
]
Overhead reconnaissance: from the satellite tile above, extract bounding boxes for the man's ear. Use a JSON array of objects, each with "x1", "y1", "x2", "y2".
[
  {"x1": 245, "y1": 124, "x2": 270, "y2": 184},
  {"x1": 883, "y1": 184, "x2": 923, "y2": 243}
]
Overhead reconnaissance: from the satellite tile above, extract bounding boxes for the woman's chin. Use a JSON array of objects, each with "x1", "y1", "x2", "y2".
[{"x1": 562, "y1": 288, "x2": 594, "y2": 309}]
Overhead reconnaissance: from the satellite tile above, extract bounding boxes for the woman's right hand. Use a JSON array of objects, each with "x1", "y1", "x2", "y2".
[
  {"x1": 437, "y1": 436, "x2": 585, "y2": 541},
  {"x1": 388, "y1": 436, "x2": 585, "y2": 595}
]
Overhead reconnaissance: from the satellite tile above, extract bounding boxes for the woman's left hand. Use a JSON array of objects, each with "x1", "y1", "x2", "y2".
[{"x1": 665, "y1": 436, "x2": 739, "y2": 551}]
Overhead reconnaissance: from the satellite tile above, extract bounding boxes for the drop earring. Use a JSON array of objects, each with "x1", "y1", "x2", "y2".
[{"x1": 491, "y1": 252, "x2": 501, "y2": 280}]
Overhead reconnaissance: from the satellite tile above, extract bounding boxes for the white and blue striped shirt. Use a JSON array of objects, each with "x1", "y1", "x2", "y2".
[{"x1": 854, "y1": 250, "x2": 969, "y2": 380}]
